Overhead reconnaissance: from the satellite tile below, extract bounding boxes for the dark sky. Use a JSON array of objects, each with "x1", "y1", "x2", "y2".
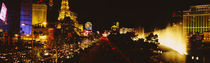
[
  {"x1": 4, "y1": 0, "x2": 210, "y2": 33},
  {"x1": 50, "y1": 0, "x2": 209, "y2": 31}
]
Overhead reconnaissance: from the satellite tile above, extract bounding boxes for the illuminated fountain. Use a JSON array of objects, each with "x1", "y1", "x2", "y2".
[
  {"x1": 154, "y1": 23, "x2": 188, "y2": 55},
  {"x1": 135, "y1": 27, "x2": 145, "y2": 39},
  {"x1": 123, "y1": 23, "x2": 188, "y2": 62}
]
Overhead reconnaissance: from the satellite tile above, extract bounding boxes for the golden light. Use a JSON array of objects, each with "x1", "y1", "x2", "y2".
[
  {"x1": 196, "y1": 56, "x2": 199, "y2": 60},
  {"x1": 42, "y1": 22, "x2": 47, "y2": 25},
  {"x1": 21, "y1": 23, "x2": 25, "y2": 26},
  {"x1": 0, "y1": 29, "x2": 3, "y2": 32},
  {"x1": 154, "y1": 23, "x2": 188, "y2": 55},
  {"x1": 135, "y1": 27, "x2": 145, "y2": 39},
  {"x1": 192, "y1": 56, "x2": 194, "y2": 59},
  {"x1": 44, "y1": 52, "x2": 49, "y2": 56},
  {"x1": 26, "y1": 34, "x2": 30, "y2": 37},
  {"x1": 32, "y1": 4, "x2": 47, "y2": 25},
  {"x1": 57, "y1": 23, "x2": 61, "y2": 29},
  {"x1": 102, "y1": 33, "x2": 108, "y2": 37},
  {"x1": 39, "y1": 35, "x2": 47, "y2": 39},
  {"x1": 15, "y1": 34, "x2": 19, "y2": 37}
]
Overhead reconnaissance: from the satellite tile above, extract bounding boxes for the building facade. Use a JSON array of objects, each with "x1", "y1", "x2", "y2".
[
  {"x1": 20, "y1": 0, "x2": 32, "y2": 35},
  {"x1": 183, "y1": 4, "x2": 210, "y2": 34},
  {"x1": 32, "y1": 4, "x2": 47, "y2": 27}
]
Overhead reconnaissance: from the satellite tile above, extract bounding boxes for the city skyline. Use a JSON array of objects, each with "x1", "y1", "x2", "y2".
[
  {"x1": 3, "y1": 0, "x2": 210, "y2": 33},
  {"x1": 0, "y1": 0, "x2": 209, "y2": 63}
]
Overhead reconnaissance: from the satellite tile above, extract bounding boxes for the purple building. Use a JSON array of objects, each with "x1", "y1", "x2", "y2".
[{"x1": 20, "y1": 0, "x2": 32, "y2": 35}]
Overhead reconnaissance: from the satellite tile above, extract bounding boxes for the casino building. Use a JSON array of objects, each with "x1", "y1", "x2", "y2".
[{"x1": 183, "y1": 4, "x2": 210, "y2": 34}]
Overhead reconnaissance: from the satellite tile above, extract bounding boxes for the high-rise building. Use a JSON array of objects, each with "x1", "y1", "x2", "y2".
[
  {"x1": 20, "y1": 0, "x2": 50, "y2": 35},
  {"x1": 20, "y1": 0, "x2": 32, "y2": 35},
  {"x1": 32, "y1": 4, "x2": 47, "y2": 27},
  {"x1": 32, "y1": 4, "x2": 48, "y2": 42},
  {"x1": 183, "y1": 4, "x2": 210, "y2": 34}
]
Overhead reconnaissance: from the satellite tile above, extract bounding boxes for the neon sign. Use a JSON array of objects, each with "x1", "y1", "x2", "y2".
[
  {"x1": 85, "y1": 22, "x2": 92, "y2": 30},
  {"x1": 0, "y1": 3, "x2": 7, "y2": 22}
]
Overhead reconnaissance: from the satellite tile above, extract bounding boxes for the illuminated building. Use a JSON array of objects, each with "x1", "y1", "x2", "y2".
[
  {"x1": 32, "y1": 4, "x2": 48, "y2": 41},
  {"x1": 20, "y1": 0, "x2": 32, "y2": 35},
  {"x1": 120, "y1": 27, "x2": 134, "y2": 34},
  {"x1": 183, "y1": 5, "x2": 210, "y2": 63},
  {"x1": 183, "y1": 4, "x2": 210, "y2": 34},
  {"x1": 20, "y1": 1, "x2": 48, "y2": 41},
  {"x1": 32, "y1": 4, "x2": 47, "y2": 27},
  {"x1": 111, "y1": 21, "x2": 119, "y2": 31},
  {"x1": 203, "y1": 32, "x2": 210, "y2": 43}
]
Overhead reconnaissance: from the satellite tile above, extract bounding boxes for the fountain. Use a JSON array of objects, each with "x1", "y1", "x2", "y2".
[{"x1": 154, "y1": 23, "x2": 188, "y2": 55}]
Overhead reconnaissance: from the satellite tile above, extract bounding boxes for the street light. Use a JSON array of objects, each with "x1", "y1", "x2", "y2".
[
  {"x1": 44, "y1": 52, "x2": 49, "y2": 56},
  {"x1": 15, "y1": 34, "x2": 19, "y2": 37},
  {"x1": 21, "y1": 23, "x2": 25, "y2": 26},
  {"x1": 26, "y1": 34, "x2": 30, "y2": 37},
  {"x1": 42, "y1": 22, "x2": 47, "y2": 25}
]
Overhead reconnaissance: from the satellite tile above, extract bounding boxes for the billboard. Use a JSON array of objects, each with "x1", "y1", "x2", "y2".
[
  {"x1": 85, "y1": 22, "x2": 92, "y2": 30},
  {"x1": 0, "y1": 3, "x2": 7, "y2": 22}
]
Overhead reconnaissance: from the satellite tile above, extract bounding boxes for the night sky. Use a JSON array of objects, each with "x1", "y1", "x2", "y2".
[
  {"x1": 52, "y1": 0, "x2": 209, "y2": 32},
  {"x1": 4, "y1": 0, "x2": 210, "y2": 33}
]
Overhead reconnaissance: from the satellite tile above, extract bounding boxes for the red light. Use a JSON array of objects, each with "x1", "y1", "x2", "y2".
[
  {"x1": 112, "y1": 48, "x2": 116, "y2": 50},
  {"x1": 172, "y1": 13, "x2": 176, "y2": 16},
  {"x1": 68, "y1": 33, "x2": 72, "y2": 37},
  {"x1": 36, "y1": 0, "x2": 43, "y2": 3},
  {"x1": 49, "y1": 2, "x2": 53, "y2": 5}
]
